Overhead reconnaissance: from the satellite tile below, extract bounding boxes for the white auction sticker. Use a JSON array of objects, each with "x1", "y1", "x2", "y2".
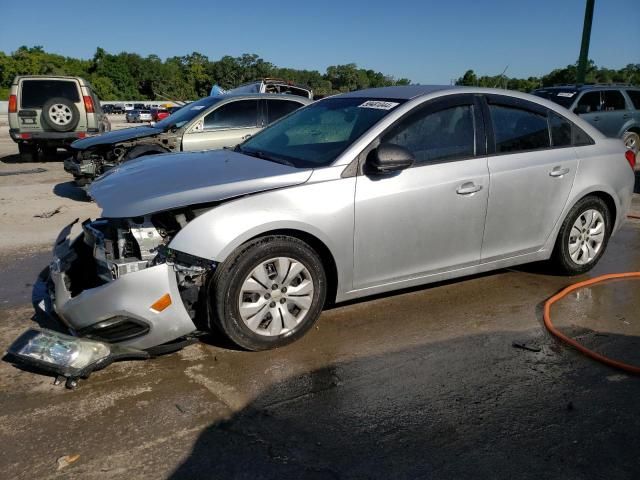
[
  {"x1": 557, "y1": 92, "x2": 576, "y2": 98},
  {"x1": 358, "y1": 100, "x2": 400, "y2": 110},
  {"x1": 190, "y1": 105, "x2": 206, "y2": 110}
]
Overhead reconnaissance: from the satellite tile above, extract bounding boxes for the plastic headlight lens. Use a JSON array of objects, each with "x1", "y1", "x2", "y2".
[{"x1": 7, "y1": 329, "x2": 110, "y2": 374}]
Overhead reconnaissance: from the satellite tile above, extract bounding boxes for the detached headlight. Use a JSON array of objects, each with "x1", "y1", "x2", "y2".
[
  {"x1": 5, "y1": 328, "x2": 151, "y2": 388},
  {"x1": 6, "y1": 329, "x2": 110, "y2": 378}
]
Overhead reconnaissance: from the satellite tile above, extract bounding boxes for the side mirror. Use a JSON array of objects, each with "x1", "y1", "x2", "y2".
[
  {"x1": 366, "y1": 143, "x2": 415, "y2": 174},
  {"x1": 191, "y1": 119, "x2": 204, "y2": 133}
]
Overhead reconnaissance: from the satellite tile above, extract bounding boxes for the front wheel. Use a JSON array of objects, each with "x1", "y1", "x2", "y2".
[
  {"x1": 211, "y1": 236, "x2": 327, "y2": 351},
  {"x1": 550, "y1": 196, "x2": 612, "y2": 275}
]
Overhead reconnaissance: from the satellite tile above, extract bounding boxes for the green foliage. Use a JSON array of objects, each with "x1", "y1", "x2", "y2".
[
  {"x1": 455, "y1": 62, "x2": 640, "y2": 92},
  {"x1": 0, "y1": 46, "x2": 412, "y2": 100}
]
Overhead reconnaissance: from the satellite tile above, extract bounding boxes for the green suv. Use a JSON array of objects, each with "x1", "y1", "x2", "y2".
[{"x1": 8, "y1": 75, "x2": 110, "y2": 161}]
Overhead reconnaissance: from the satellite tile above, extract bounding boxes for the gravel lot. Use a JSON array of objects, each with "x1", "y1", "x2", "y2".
[{"x1": 1, "y1": 115, "x2": 640, "y2": 479}]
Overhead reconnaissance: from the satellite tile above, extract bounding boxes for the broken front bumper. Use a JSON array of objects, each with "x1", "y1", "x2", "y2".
[{"x1": 36, "y1": 220, "x2": 198, "y2": 351}]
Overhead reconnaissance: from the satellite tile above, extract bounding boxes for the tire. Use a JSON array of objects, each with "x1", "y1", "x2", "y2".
[
  {"x1": 41, "y1": 146, "x2": 58, "y2": 160},
  {"x1": 550, "y1": 196, "x2": 612, "y2": 275},
  {"x1": 123, "y1": 144, "x2": 168, "y2": 162},
  {"x1": 18, "y1": 142, "x2": 39, "y2": 162},
  {"x1": 210, "y1": 235, "x2": 327, "y2": 351},
  {"x1": 623, "y1": 130, "x2": 639, "y2": 154},
  {"x1": 41, "y1": 97, "x2": 80, "y2": 132}
]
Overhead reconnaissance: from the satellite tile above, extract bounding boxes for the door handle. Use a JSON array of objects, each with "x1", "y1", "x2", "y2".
[
  {"x1": 623, "y1": 114, "x2": 631, "y2": 119},
  {"x1": 592, "y1": 116, "x2": 600, "y2": 121},
  {"x1": 549, "y1": 167, "x2": 570, "y2": 177},
  {"x1": 456, "y1": 182, "x2": 483, "y2": 195}
]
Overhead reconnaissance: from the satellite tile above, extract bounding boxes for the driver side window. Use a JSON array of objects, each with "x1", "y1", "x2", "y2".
[{"x1": 384, "y1": 105, "x2": 476, "y2": 165}]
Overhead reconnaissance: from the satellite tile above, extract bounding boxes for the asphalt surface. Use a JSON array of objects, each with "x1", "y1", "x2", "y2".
[{"x1": 0, "y1": 214, "x2": 639, "y2": 479}]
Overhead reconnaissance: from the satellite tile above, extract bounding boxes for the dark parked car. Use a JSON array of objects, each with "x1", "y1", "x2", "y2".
[{"x1": 532, "y1": 84, "x2": 640, "y2": 157}]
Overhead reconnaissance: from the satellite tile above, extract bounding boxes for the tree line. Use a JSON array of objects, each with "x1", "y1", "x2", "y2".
[
  {"x1": 455, "y1": 62, "x2": 640, "y2": 91},
  {"x1": 0, "y1": 46, "x2": 410, "y2": 101},
  {"x1": 0, "y1": 46, "x2": 638, "y2": 102}
]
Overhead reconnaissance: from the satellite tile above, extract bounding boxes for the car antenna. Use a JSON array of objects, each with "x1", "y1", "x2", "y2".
[{"x1": 493, "y1": 64, "x2": 510, "y2": 89}]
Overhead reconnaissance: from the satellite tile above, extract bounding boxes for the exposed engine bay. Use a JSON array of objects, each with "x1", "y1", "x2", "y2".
[{"x1": 65, "y1": 129, "x2": 182, "y2": 185}]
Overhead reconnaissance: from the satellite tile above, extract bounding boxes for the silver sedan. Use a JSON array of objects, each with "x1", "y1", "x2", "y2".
[{"x1": 25, "y1": 86, "x2": 638, "y2": 359}]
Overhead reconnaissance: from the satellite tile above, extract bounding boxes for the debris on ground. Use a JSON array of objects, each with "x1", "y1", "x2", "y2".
[
  {"x1": 0, "y1": 168, "x2": 47, "y2": 177},
  {"x1": 34, "y1": 205, "x2": 65, "y2": 218},
  {"x1": 511, "y1": 341, "x2": 542, "y2": 353},
  {"x1": 56, "y1": 454, "x2": 80, "y2": 470}
]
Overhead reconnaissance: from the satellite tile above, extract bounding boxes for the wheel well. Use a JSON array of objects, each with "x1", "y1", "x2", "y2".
[
  {"x1": 626, "y1": 126, "x2": 640, "y2": 134},
  {"x1": 248, "y1": 229, "x2": 339, "y2": 306},
  {"x1": 585, "y1": 191, "x2": 617, "y2": 227}
]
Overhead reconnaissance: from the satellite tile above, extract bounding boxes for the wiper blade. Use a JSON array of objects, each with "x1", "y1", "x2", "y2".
[{"x1": 241, "y1": 149, "x2": 295, "y2": 167}]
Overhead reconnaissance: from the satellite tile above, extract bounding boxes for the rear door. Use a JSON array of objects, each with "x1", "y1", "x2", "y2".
[
  {"x1": 480, "y1": 95, "x2": 578, "y2": 261},
  {"x1": 598, "y1": 90, "x2": 630, "y2": 137},
  {"x1": 181, "y1": 99, "x2": 260, "y2": 151},
  {"x1": 18, "y1": 78, "x2": 86, "y2": 132},
  {"x1": 265, "y1": 98, "x2": 305, "y2": 125}
]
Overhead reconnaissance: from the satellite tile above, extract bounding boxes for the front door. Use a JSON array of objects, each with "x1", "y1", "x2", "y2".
[
  {"x1": 181, "y1": 99, "x2": 261, "y2": 151},
  {"x1": 353, "y1": 95, "x2": 489, "y2": 290}
]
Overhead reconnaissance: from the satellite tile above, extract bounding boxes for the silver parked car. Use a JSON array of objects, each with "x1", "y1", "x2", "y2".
[
  {"x1": 8, "y1": 86, "x2": 635, "y2": 384},
  {"x1": 65, "y1": 93, "x2": 311, "y2": 185}
]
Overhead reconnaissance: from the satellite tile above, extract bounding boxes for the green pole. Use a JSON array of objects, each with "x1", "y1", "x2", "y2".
[{"x1": 576, "y1": 0, "x2": 595, "y2": 84}]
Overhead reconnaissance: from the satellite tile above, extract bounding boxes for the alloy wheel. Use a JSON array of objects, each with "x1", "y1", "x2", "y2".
[
  {"x1": 238, "y1": 257, "x2": 315, "y2": 336},
  {"x1": 568, "y1": 209, "x2": 605, "y2": 265}
]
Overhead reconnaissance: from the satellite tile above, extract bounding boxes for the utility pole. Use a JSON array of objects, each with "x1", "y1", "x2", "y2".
[{"x1": 576, "y1": 0, "x2": 595, "y2": 84}]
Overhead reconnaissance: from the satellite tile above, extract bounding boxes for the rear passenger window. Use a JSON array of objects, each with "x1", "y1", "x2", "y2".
[
  {"x1": 602, "y1": 90, "x2": 626, "y2": 111},
  {"x1": 203, "y1": 100, "x2": 258, "y2": 129},
  {"x1": 20, "y1": 80, "x2": 80, "y2": 108},
  {"x1": 549, "y1": 111, "x2": 572, "y2": 147},
  {"x1": 267, "y1": 100, "x2": 302, "y2": 124},
  {"x1": 384, "y1": 105, "x2": 475, "y2": 165},
  {"x1": 576, "y1": 92, "x2": 601, "y2": 113},
  {"x1": 626, "y1": 90, "x2": 640, "y2": 110},
  {"x1": 489, "y1": 105, "x2": 550, "y2": 153}
]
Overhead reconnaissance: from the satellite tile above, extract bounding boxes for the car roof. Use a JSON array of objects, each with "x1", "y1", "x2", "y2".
[
  {"x1": 338, "y1": 85, "x2": 456, "y2": 100},
  {"x1": 534, "y1": 84, "x2": 639, "y2": 92},
  {"x1": 214, "y1": 92, "x2": 312, "y2": 103},
  {"x1": 14, "y1": 75, "x2": 88, "y2": 84}
]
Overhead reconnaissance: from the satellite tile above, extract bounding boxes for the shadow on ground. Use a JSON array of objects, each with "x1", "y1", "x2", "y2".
[
  {"x1": 53, "y1": 181, "x2": 90, "y2": 201},
  {"x1": 168, "y1": 328, "x2": 640, "y2": 480},
  {"x1": 0, "y1": 149, "x2": 68, "y2": 164}
]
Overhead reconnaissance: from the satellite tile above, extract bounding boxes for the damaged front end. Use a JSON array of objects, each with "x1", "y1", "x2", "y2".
[
  {"x1": 64, "y1": 130, "x2": 181, "y2": 187},
  {"x1": 5, "y1": 210, "x2": 215, "y2": 388}
]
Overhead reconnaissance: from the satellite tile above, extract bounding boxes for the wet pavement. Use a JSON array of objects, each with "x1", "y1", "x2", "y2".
[{"x1": 0, "y1": 218, "x2": 639, "y2": 479}]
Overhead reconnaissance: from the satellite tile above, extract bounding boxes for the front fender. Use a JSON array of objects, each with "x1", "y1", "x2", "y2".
[{"x1": 168, "y1": 176, "x2": 356, "y2": 295}]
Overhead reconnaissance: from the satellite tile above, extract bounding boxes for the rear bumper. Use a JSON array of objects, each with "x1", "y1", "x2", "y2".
[
  {"x1": 9, "y1": 128, "x2": 95, "y2": 144},
  {"x1": 37, "y1": 221, "x2": 197, "y2": 350}
]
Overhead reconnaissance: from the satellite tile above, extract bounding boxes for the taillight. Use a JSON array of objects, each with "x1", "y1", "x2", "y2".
[
  {"x1": 83, "y1": 96, "x2": 94, "y2": 113},
  {"x1": 8, "y1": 94, "x2": 17, "y2": 113},
  {"x1": 625, "y1": 150, "x2": 636, "y2": 170}
]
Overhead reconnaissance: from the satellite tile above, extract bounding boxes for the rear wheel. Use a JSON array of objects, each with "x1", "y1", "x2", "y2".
[
  {"x1": 623, "y1": 130, "x2": 639, "y2": 154},
  {"x1": 550, "y1": 196, "x2": 611, "y2": 275},
  {"x1": 18, "y1": 142, "x2": 38, "y2": 162},
  {"x1": 211, "y1": 235, "x2": 327, "y2": 351}
]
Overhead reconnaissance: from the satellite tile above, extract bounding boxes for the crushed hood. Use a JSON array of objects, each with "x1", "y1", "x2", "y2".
[
  {"x1": 89, "y1": 149, "x2": 312, "y2": 217},
  {"x1": 71, "y1": 126, "x2": 163, "y2": 150}
]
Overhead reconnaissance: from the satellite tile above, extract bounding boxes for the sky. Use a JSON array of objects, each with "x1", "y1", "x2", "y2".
[{"x1": 1, "y1": 0, "x2": 638, "y2": 84}]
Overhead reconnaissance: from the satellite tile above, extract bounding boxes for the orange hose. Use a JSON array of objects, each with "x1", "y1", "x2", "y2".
[
  {"x1": 543, "y1": 272, "x2": 640, "y2": 374},
  {"x1": 543, "y1": 213, "x2": 640, "y2": 372}
]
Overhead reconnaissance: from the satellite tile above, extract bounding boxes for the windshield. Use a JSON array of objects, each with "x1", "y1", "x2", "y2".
[
  {"x1": 532, "y1": 89, "x2": 577, "y2": 109},
  {"x1": 154, "y1": 96, "x2": 222, "y2": 130},
  {"x1": 239, "y1": 97, "x2": 406, "y2": 168}
]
